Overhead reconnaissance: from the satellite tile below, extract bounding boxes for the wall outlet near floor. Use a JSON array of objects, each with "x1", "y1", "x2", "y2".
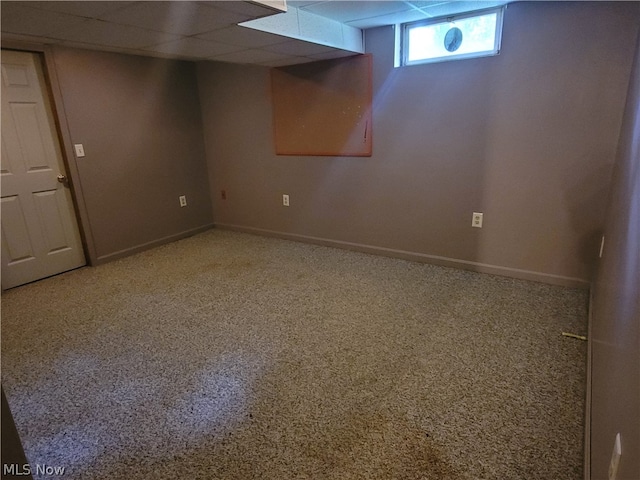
[
  {"x1": 609, "y1": 433, "x2": 622, "y2": 480},
  {"x1": 472, "y1": 212, "x2": 483, "y2": 228},
  {"x1": 283, "y1": 194, "x2": 290, "y2": 207},
  {"x1": 179, "y1": 195, "x2": 187, "y2": 207}
]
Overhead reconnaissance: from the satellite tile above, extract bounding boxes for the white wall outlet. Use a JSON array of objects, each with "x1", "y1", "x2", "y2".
[
  {"x1": 609, "y1": 433, "x2": 622, "y2": 480},
  {"x1": 472, "y1": 212, "x2": 483, "y2": 228},
  {"x1": 283, "y1": 194, "x2": 290, "y2": 207},
  {"x1": 179, "y1": 195, "x2": 187, "y2": 207},
  {"x1": 74, "y1": 144, "x2": 85, "y2": 157}
]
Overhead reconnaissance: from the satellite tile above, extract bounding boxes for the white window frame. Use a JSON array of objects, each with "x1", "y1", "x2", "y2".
[{"x1": 399, "y1": 7, "x2": 505, "y2": 67}]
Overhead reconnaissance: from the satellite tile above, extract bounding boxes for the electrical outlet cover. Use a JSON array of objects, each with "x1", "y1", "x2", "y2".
[{"x1": 472, "y1": 212, "x2": 483, "y2": 228}]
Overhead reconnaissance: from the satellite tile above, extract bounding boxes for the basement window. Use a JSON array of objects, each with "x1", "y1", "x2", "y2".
[{"x1": 399, "y1": 7, "x2": 504, "y2": 67}]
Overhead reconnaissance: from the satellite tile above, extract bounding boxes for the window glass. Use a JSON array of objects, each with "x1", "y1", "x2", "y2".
[{"x1": 402, "y1": 9, "x2": 503, "y2": 66}]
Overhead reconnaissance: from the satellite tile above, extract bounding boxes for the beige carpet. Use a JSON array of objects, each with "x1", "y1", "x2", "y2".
[{"x1": 1, "y1": 229, "x2": 587, "y2": 479}]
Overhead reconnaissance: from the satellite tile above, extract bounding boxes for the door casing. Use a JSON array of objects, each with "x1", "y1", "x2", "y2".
[{"x1": 1, "y1": 42, "x2": 98, "y2": 286}]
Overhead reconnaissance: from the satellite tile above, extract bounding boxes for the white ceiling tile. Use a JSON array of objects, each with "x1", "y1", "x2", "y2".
[
  {"x1": 129, "y1": 49, "x2": 205, "y2": 62},
  {"x1": 26, "y1": 1, "x2": 130, "y2": 18},
  {"x1": 345, "y1": 8, "x2": 428, "y2": 28},
  {"x1": 53, "y1": 43, "x2": 201, "y2": 62},
  {"x1": 1, "y1": 32, "x2": 58, "y2": 45},
  {"x1": 297, "y1": 9, "x2": 343, "y2": 47},
  {"x1": 204, "y1": 1, "x2": 282, "y2": 19},
  {"x1": 57, "y1": 40, "x2": 142, "y2": 56},
  {"x1": 408, "y1": 1, "x2": 453, "y2": 7},
  {"x1": 196, "y1": 25, "x2": 289, "y2": 48},
  {"x1": 0, "y1": 0, "x2": 506, "y2": 65},
  {"x1": 48, "y1": 20, "x2": 181, "y2": 49},
  {"x1": 297, "y1": 1, "x2": 414, "y2": 24},
  {"x1": 308, "y1": 50, "x2": 361, "y2": 61},
  {"x1": 263, "y1": 40, "x2": 334, "y2": 56},
  {"x1": 240, "y1": 8, "x2": 300, "y2": 36},
  {"x1": 210, "y1": 48, "x2": 290, "y2": 64},
  {"x1": 98, "y1": 2, "x2": 247, "y2": 36},
  {"x1": 128, "y1": 49, "x2": 188, "y2": 60},
  {"x1": 260, "y1": 56, "x2": 318, "y2": 67},
  {"x1": 416, "y1": 1, "x2": 506, "y2": 18},
  {"x1": 143, "y1": 37, "x2": 245, "y2": 57},
  {"x1": 256, "y1": 0, "x2": 287, "y2": 13},
  {"x1": 287, "y1": 1, "x2": 325, "y2": 7},
  {"x1": 0, "y1": 3, "x2": 87, "y2": 36}
]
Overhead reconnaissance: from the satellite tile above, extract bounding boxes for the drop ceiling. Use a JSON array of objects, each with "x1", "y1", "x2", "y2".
[
  {"x1": 1, "y1": 1, "x2": 509, "y2": 66},
  {"x1": 289, "y1": 1, "x2": 508, "y2": 29}
]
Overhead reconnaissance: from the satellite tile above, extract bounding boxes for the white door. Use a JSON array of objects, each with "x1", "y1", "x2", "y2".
[{"x1": 1, "y1": 50, "x2": 85, "y2": 289}]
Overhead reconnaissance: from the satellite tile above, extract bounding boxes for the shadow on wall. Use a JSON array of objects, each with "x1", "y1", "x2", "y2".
[
  {"x1": 472, "y1": 2, "x2": 635, "y2": 283},
  {"x1": 562, "y1": 160, "x2": 612, "y2": 278}
]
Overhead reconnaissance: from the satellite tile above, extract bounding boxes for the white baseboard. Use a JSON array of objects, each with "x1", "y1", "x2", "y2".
[
  {"x1": 95, "y1": 224, "x2": 214, "y2": 265},
  {"x1": 584, "y1": 290, "x2": 593, "y2": 480},
  {"x1": 214, "y1": 223, "x2": 590, "y2": 289}
]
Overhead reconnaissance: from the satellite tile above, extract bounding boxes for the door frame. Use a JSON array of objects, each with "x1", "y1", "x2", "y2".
[{"x1": 2, "y1": 40, "x2": 97, "y2": 267}]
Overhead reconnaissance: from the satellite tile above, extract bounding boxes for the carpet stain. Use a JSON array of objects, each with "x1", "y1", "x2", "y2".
[
  {"x1": 1, "y1": 229, "x2": 587, "y2": 480},
  {"x1": 298, "y1": 409, "x2": 462, "y2": 479}
]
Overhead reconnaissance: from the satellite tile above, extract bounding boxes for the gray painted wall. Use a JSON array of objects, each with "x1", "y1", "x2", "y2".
[
  {"x1": 2, "y1": 2, "x2": 637, "y2": 475},
  {"x1": 52, "y1": 47, "x2": 213, "y2": 263},
  {"x1": 197, "y1": 2, "x2": 639, "y2": 287},
  {"x1": 590, "y1": 30, "x2": 640, "y2": 480}
]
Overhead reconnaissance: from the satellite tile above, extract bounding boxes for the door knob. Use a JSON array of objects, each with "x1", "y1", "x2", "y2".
[{"x1": 56, "y1": 174, "x2": 69, "y2": 187}]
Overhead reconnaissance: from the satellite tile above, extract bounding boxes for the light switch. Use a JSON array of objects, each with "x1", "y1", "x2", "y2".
[{"x1": 74, "y1": 144, "x2": 85, "y2": 157}]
